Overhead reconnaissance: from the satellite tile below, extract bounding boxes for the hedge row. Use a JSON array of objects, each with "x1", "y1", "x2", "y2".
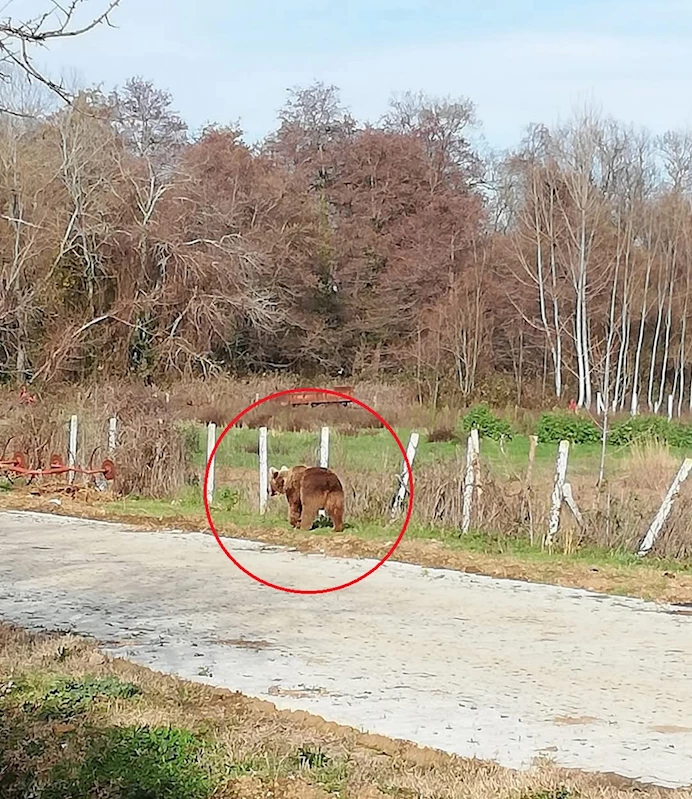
[{"x1": 458, "y1": 404, "x2": 692, "y2": 448}]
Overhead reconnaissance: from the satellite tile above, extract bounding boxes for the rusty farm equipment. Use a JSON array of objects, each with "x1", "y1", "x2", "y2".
[
  {"x1": 279, "y1": 386, "x2": 355, "y2": 408},
  {"x1": 0, "y1": 449, "x2": 116, "y2": 489}
]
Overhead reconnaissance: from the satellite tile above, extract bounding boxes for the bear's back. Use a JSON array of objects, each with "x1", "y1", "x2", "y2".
[{"x1": 301, "y1": 466, "x2": 343, "y2": 494}]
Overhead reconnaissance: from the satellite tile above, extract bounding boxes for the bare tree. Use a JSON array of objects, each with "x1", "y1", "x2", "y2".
[{"x1": 0, "y1": 1, "x2": 121, "y2": 111}]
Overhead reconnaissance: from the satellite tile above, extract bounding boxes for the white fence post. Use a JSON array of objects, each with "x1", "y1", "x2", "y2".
[
  {"x1": 319, "y1": 426, "x2": 330, "y2": 468},
  {"x1": 67, "y1": 414, "x2": 78, "y2": 484},
  {"x1": 317, "y1": 426, "x2": 330, "y2": 520},
  {"x1": 638, "y1": 458, "x2": 692, "y2": 556},
  {"x1": 461, "y1": 429, "x2": 480, "y2": 534},
  {"x1": 391, "y1": 431, "x2": 419, "y2": 518},
  {"x1": 206, "y1": 422, "x2": 216, "y2": 506},
  {"x1": 259, "y1": 426, "x2": 268, "y2": 515},
  {"x1": 108, "y1": 416, "x2": 117, "y2": 456},
  {"x1": 562, "y1": 482, "x2": 584, "y2": 528},
  {"x1": 545, "y1": 440, "x2": 570, "y2": 548}
]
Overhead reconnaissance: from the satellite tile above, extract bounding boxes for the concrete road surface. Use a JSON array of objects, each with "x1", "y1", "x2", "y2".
[{"x1": 0, "y1": 510, "x2": 691, "y2": 788}]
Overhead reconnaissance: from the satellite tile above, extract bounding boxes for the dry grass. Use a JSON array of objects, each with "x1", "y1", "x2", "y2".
[{"x1": 0, "y1": 621, "x2": 687, "y2": 799}]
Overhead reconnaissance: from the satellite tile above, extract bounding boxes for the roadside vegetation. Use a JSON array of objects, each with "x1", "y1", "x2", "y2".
[
  {"x1": 0, "y1": 622, "x2": 684, "y2": 799},
  {"x1": 2, "y1": 380, "x2": 692, "y2": 605}
]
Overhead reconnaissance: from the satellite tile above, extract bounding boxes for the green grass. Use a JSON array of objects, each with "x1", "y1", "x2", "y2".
[
  {"x1": 203, "y1": 422, "x2": 692, "y2": 474},
  {"x1": 0, "y1": 664, "x2": 352, "y2": 799},
  {"x1": 188, "y1": 422, "x2": 669, "y2": 479},
  {"x1": 14, "y1": 675, "x2": 142, "y2": 721},
  {"x1": 42, "y1": 725, "x2": 224, "y2": 799},
  {"x1": 105, "y1": 490, "x2": 692, "y2": 576}
]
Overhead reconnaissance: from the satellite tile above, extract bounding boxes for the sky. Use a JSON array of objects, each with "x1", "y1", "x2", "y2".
[{"x1": 24, "y1": 0, "x2": 692, "y2": 150}]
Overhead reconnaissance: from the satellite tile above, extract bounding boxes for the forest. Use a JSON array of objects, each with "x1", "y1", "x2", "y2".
[{"x1": 1, "y1": 71, "x2": 692, "y2": 412}]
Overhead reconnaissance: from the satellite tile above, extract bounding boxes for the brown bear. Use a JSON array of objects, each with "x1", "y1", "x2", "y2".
[{"x1": 269, "y1": 464, "x2": 345, "y2": 532}]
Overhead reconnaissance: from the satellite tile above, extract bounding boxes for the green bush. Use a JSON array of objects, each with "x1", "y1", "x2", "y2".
[
  {"x1": 609, "y1": 416, "x2": 671, "y2": 446},
  {"x1": 668, "y1": 422, "x2": 692, "y2": 448},
  {"x1": 461, "y1": 404, "x2": 513, "y2": 441},
  {"x1": 536, "y1": 411, "x2": 600, "y2": 444},
  {"x1": 609, "y1": 416, "x2": 692, "y2": 448}
]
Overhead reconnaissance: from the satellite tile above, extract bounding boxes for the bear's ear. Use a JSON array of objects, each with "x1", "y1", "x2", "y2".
[
  {"x1": 269, "y1": 467, "x2": 279, "y2": 478},
  {"x1": 280, "y1": 465, "x2": 289, "y2": 473}
]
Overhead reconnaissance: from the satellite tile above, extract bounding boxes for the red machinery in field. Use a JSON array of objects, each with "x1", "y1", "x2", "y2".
[
  {"x1": 280, "y1": 386, "x2": 354, "y2": 408},
  {"x1": 0, "y1": 451, "x2": 116, "y2": 483}
]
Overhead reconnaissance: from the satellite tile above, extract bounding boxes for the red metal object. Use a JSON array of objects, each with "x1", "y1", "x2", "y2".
[
  {"x1": 280, "y1": 386, "x2": 354, "y2": 408},
  {"x1": 0, "y1": 451, "x2": 116, "y2": 481}
]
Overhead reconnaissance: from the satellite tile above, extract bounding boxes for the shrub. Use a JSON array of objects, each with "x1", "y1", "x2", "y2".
[
  {"x1": 427, "y1": 427, "x2": 458, "y2": 443},
  {"x1": 667, "y1": 422, "x2": 692, "y2": 449},
  {"x1": 609, "y1": 415, "x2": 671, "y2": 446},
  {"x1": 536, "y1": 411, "x2": 600, "y2": 444},
  {"x1": 609, "y1": 415, "x2": 692, "y2": 448},
  {"x1": 461, "y1": 404, "x2": 513, "y2": 441}
]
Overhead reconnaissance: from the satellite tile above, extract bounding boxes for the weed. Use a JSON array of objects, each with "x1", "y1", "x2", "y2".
[
  {"x1": 42, "y1": 725, "x2": 222, "y2": 799},
  {"x1": 14, "y1": 675, "x2": 141, "y2": 721},
  {"x1": 296, "y1": 745, "x2": 330, "y2": 769},
  {"x1": 461, "y1": 404, "x2": 513, "y2": 441},
  {"x1": 522, "y1": 787, "x2": 574, "y2": 799}
]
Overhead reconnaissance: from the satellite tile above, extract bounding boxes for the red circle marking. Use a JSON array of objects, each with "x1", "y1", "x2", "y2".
[{"x1": 203, "y1": 387, "x2": 414, "y2": 594}]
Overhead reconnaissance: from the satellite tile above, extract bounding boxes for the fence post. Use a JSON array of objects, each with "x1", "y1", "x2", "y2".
[
  {"x1": 461, "y1": 429, "x2": 480, "y2": 534},
  {"x1": 520, "y1": 434, "x2": 538, "y2": 534},
  {"x1": 206, "y1": 422, "x2": 216, "y2": 507},
  {"x1": 526, "y1": 435, "x2": 538, "y2": 485},
  {"x1": 259, "y1": 426, "x2": 268, "y2": 515},
  {"x1": 391, "y1": 431, "x2": 419, "y2": 518},
  {"x1": 319, "y1": 426, "x2": 330, "y2": 468},
  {"x1": 545, "y1": 439, "x2": 570, "y2": 548},
  {"x1": 638, "y1": 457, "x2": 692, "y2": 556},
  {"x1": 317, "y1": 426, "x2": 330, "y2": 520},
  {"x1": 67, "y1": 414, "x2": 78, "y2": 484},
  {"x1": 562, "y1": 483, "x2": 584, "y2": 528},
  {"x1": 108, "y1": 416, "x2": 117, "y2": 456}
]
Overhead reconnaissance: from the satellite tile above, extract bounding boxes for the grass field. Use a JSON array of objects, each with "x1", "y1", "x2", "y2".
[
  {"x1": 0, "y1": 621, "x2": 684, "y2": 799},
  {"x1": 3, "y1": 382, "x2": 692, "y2": 601}
]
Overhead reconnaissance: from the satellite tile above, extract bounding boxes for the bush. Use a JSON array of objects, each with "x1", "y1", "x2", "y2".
[
  {"x1": 536, "y1": 411, "x2": 600, "y2": 444},
  {"x1": 609, "y1": 416, "x2": 692, "y2": 448},
  {"x1": 460, "y1": 404, "x2": 513, "y2": 441},
  {"x1": 668, "y1": 422, "x2": 692, "y2": 449},
  {"x1": 427, "y1": 427, "x2": 458, "y2": 443},
  {"x1": 609, "y1": 416, "x2": 671, "y2": 446}
]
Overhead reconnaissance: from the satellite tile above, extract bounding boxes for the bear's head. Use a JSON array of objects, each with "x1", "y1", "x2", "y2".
[{"x1": 269, "y1": 465, "x2": 289, "y2": 496}]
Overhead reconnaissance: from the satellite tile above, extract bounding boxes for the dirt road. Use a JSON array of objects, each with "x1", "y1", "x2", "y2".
[{"x1": 1, "y1": 510, "x2": 691, "y2": 788}]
